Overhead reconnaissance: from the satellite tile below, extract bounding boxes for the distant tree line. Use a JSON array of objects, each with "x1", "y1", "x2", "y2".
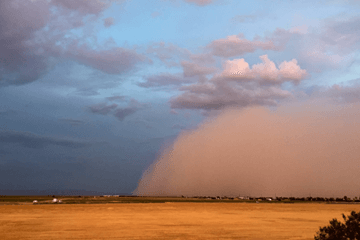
[{"x1": 181, "y1": 195, "x2": 360, "y2": 202}]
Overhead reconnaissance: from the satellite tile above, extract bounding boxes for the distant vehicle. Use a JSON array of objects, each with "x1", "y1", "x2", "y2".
[
  {"x1": 33, "y1": 200, "x2": 38, "y2": 204},
  {"x1": 52, "y1": 198, "x2": 58, "y2": 203},
  {"x1": 58, "y1": 199, "x2": 63, "y2": 204}
]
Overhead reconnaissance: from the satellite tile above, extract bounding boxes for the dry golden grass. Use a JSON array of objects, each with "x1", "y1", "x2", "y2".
[{"x1": 1, "y1": 202, "x2": 360, "y2": 239}]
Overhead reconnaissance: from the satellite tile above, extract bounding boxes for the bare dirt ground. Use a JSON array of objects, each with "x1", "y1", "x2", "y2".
[{"x1": 1, "y1": 202, "x2": 360, "y2": 239}]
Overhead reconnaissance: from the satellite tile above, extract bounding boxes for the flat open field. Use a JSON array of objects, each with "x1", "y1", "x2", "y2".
[{"x1": 1, "y1": 202, "x2": 360, "y2": 240}]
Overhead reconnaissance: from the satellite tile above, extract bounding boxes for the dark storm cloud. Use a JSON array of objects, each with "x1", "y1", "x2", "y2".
[
  {"x1": 0, "y1": 0, "x2": 50, "y2": 86},
  {"x1": 0, "y1": 0, "x2": 148, "y2": 87},
  {"x1": 0, "y1": 130, "x2": 89, "y2": 149}
]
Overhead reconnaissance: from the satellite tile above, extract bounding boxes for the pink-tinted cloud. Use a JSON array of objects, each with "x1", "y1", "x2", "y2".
[
  {"x1": 103, "y1": 17, "x2": 115, "y2": 27},
  {"x1": 207, "y1": 34, "x2": 276, "y2": 57},
  {"x1": 222, "y1": 55, "x2": 308, "y2": 84},
  {"x1": 181, "y1": 61, "x2": 216, "y2": 77},
  {"x1": 170, "y1": 55, "x2": 306, "y2": 110},
  {"x1": 135, "y1": 101, "x2": 360, "y2": 197},
  {"x1": 67, "y1": 43, "x2": 149, "y2": 74}
]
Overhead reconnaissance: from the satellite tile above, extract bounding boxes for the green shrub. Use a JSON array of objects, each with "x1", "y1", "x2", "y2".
[{"x1": 314, "y1": 211, "x2": 360, "y2": 240}]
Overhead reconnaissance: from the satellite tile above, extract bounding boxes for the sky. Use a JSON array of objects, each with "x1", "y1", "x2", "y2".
[{"x1": 1, "y1": 0, "x2": 360, "y2": 197}]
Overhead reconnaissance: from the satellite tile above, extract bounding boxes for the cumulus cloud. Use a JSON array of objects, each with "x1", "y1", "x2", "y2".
[
  {"x1": 222, "y1": 55, "x2": 307, "y2": 84},
  {"x1": 134, "y1": 100, "x2": 360, "y2": 197},
  {"x1": 0, "y1": 130, "x2": 89, "y2": 149},
  {"x1": 207, "y1": 34, "x2": 276, "y2": 57},
  {"x1": 170, "y1": 55, "x2": 307, "y2": 110}
]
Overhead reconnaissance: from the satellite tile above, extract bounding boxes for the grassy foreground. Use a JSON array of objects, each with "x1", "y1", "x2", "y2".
[{"x1": 1, "y1": 202, "x2": 360, "y2": 239}]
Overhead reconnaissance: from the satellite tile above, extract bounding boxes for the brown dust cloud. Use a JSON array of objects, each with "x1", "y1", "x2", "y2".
[{"x1": 134, "y1": 100, "x2": 360, "y2": 198}]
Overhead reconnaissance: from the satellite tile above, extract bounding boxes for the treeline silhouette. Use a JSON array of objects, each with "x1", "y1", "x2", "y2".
[{"x1": 182, "y1": 195, "x2": 360, "y2": 202}]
